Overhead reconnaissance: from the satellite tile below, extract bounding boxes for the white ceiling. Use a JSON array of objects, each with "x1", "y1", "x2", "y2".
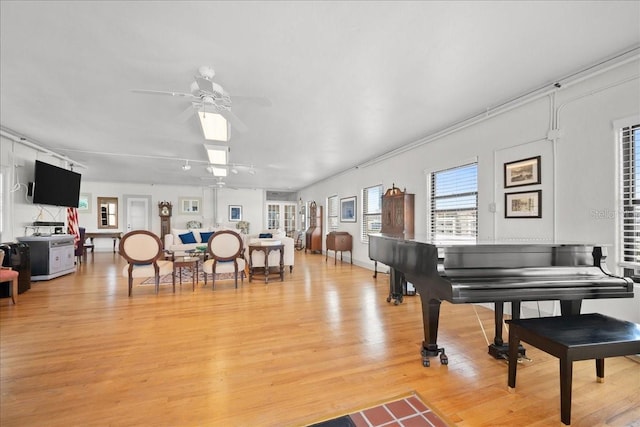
[{"x1": 1, "y1": 1, "x2": 639, "y2": 191}]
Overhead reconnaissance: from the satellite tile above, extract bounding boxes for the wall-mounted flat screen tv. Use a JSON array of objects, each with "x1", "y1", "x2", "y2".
[{"x1": 32, "y1": 160, "x2": 81, "y2": 208}]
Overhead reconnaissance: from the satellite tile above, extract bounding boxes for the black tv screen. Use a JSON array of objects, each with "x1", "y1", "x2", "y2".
[{"x1": 32, "y1": 160, "x2": 81, "y2": 208}]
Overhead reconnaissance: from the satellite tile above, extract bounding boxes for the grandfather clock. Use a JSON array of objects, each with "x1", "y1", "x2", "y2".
[{"x1": 158, "y1": 201, "x2": 172, "y2": 243}]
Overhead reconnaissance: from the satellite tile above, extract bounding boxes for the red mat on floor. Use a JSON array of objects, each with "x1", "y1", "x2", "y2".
[{"x1": 307, "y1": 393, "x2": 452, "y2": 427}]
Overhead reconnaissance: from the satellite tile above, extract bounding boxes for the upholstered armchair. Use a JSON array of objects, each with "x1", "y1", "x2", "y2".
[
  {"x1": 202, "y1": 230, "x2": 246, "y2": 290},
  {"x1": 119, "y1": 230, "x2": 174, "y2": 296}
]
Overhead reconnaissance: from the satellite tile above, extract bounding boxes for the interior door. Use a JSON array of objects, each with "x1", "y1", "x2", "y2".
[{"x1": 125, "y1": 196, "x2": 150, "y2": 231}]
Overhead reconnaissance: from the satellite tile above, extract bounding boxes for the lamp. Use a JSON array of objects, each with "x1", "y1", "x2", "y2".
[
  {"x1": 203, "y1": 144, "x2": 229, "y2": 165},
  {"x1": 198, "y1": 110, "x2": 230, "y2": 141}
]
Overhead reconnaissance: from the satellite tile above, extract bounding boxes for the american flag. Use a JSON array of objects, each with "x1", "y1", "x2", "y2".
[{"x1": 67, "y1": 207, "x2": 80, "y2": 247}]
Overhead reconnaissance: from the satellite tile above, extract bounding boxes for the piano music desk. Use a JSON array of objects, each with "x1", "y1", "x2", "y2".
[{"x1": 507, "y1": 314, "x2": 640, "y2": 425}]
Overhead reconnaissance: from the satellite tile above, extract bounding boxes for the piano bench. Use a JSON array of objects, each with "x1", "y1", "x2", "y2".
[{"x1": 506, "y1": 313, "x2": 640, "y2": 425}]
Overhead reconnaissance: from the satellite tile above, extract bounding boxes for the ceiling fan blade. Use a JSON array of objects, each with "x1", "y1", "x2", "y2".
[
  {"x1": 131, "y1": 89, "x2": 194, "y2": 98},
  {"x1": 233, "y1": 96, "x2": 272, "y2": 107},
  {"x1": 176, "y1": 104, "x2": 196, "y2": 123},
  {"x1": 219, "y1": 109, "x2": 248, "y2": 133}
]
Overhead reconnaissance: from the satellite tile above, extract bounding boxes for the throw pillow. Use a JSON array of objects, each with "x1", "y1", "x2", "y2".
[
  {"x1": 179, "y1": 231, "x2": 197, "y2": 244},
  {"x1": 259, "y1": 233, "x2": 273, "y2": 238},
  {"x1": 199, "y1": 231, "x2": 214, "y2": 243}
]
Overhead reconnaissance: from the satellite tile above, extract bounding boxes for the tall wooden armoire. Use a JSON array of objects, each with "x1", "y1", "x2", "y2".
[
  {"x1": 381, "y1": 184, "x2": 415, "y2": 237},
  {"x1": 305, "y1": 201, "x2": 323, "y2": 253}
]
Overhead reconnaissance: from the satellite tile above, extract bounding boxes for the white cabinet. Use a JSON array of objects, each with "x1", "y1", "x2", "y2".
[{"x1": 17, "y1": 235, "x2": 76, "y2": 281}]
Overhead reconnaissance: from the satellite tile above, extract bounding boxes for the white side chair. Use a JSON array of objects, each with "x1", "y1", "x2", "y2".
[
  {"x1": 119, "y1": 230, "x2": 174, "y2": 296},
  {"x1": 203, "y1": 230, "x2": 246, "y2": 290}
]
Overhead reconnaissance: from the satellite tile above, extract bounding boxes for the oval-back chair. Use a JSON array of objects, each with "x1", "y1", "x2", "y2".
[
  {"x1": 202, "y1": 230, "x2": 246, "y2": 290},
  {"x1": 119, "y1": 230, "x2": 173, "y2": 296}
]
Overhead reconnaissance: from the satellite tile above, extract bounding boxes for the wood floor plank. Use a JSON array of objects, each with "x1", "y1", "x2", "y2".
[{"x1": 1, "y1": 251, "x2": 639, "y2": 426}]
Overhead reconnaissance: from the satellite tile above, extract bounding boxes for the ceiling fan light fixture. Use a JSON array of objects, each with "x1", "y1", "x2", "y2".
[
  {"x1": 198, "y1": 111, "x2": 230, "y2": 141},
  {"x1": 230, "y1": 168, "x2": 239, "y2": 174},
  {"x1": 181, "y1": 160, "x2": 191, "y2": 171}
]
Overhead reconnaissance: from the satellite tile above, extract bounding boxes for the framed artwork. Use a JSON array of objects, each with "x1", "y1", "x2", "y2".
[
  {"x1": 504, "y1": 156, "x2": 541, "y2": 188},
  {"x1": 505, "y1": 190, "x2": 541, "y2": 218},
  {"x1": 78, "y1": 193, "x2": 91, "y2": 212},
  {"x1": 229, "y1": 205, "x2": 242, "y2": 221},
  {"x1": 340, "y1": 196, "x2": 356, "y2": 222},
  {"x1": 179, "y1": 197, "x2": 201, "y2": 214}
]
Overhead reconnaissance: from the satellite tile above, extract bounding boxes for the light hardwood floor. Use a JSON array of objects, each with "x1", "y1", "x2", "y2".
[{"x1": 1, "y1": 251, "x2": 639, "y2": 426}]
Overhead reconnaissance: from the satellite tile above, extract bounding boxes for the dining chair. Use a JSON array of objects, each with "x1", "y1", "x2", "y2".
[
  {"x1": 119, "y1": 230, "x2": 174, "y2": 296},
  {"x1": 202, "y1": 230, "x2": 246, "y2": 290},
  {"x1": 0, "y1": 251, "x2": 19, "y2": 304}
]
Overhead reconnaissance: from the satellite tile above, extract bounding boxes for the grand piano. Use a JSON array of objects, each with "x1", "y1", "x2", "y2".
[{"x1": 369, "y1": 233, "x2": 635, "y2": 366}]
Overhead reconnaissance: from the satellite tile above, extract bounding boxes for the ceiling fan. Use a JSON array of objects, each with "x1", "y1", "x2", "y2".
[{"x1": 132, "y1": 66, "x2": 270, "y2": 132}]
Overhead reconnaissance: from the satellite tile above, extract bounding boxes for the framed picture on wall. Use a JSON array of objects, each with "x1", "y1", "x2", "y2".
[
  {"x1": 179, "y1": 197, "x2": 201, "y2": 214},
  {"x1": 505, "y1": 190, "x2": 541, "y2": 218},
  {"x1": 229, "y1": 205, "x2": 242, "y2": 221},
  {"x1": 78, "y1": 193, "x2": 91, "y2": 212},
  {"x1": 504, "y1": 156, "x2": 541, "y2": 188},
  {"x1": 340, "y1": 196, "x2": 356, "y2": 222}
]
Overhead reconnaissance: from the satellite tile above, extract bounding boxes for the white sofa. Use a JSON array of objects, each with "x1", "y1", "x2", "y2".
[
  {"x1": 246, "y1": 230, "x2": 295, "y2": 273},
  {"x1": 164, "y1": 227, "x2": 227, "y2": 255}
]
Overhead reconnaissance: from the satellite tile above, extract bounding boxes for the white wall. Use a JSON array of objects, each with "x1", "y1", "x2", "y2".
[{"x1": 298, "y1": 60, "x2": 640, "y2": 322}]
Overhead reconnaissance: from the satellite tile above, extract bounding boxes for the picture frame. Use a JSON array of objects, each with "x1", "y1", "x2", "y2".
[
  {"x1": 78, "y1": 193, "x2": 91, "y2": 212},
  {"x1": 229, "y1": 205, "x2": 242, "y2": 222},
  {"x1": 340, "y1": 196, "x2": 356, "y2": 222},
  {"x1": 179, "y1": 197, "x2": 201, "y2": 214},
  {"x1": 504, "y1": 156, "x2": 541, "y2": 188},
  {"x1": 505, "y1": 190, "x2": 542, "y2": 218}
]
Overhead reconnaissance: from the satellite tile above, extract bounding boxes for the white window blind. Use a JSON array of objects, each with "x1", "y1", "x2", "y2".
[
  {"x1": 621, "y1": 124, "x2": 640, "y2": 265},
  {"x1": 361, "y1": 184, "x2": 382, "y2": 242},
  {"x1": 327, "y1": 195, "x2": 338, "y2": 231},
  {"x1": 429, "y1": 162, "x2": 478, "y2": 242}
]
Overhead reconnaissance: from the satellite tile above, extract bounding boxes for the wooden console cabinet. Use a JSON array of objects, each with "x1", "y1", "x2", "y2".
[
  {"x1": 305, "y1": 201, "x2": 323, "y2": 253},
  {"x1": 381, "y1": 184, "x2": 415, "y2": 237},
  {"x1": 326, "y1": 231, "x2": 352, "y2": 264}
]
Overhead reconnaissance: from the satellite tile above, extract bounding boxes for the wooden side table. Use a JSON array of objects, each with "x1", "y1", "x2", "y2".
[
  {"x1": 326, "y1": 231, "x2": 352, "y2": 265},
  {"x1": 173, "y1": 256, "x2": 199, "y2": 291},
  {"x1": 507, "y1": 313, "x2": 640, "y2": 425},
  {"x1": 248, "y1": 243, "x2": 284, "y2": 283}
]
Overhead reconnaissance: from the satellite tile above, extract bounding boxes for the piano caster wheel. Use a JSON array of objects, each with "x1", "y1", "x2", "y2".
[
  {"x1": 440, "y1": 353, "x2": 448, "y2": 365},
  {"x1": 421, "y1": 348, "x2": 447, "y2": 367},
  {"x1": 386, "y1": 296, "x2": 392, "y2": 303}
]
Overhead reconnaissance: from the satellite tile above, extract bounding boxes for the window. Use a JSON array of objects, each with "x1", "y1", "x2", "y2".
[
  {"x1": 327, "y1": 195, "x2": 338, "y2": 231},
  {"x1": 361, "y1": 184, "x2": 383, "y2": 242},
  {"x1": 429, "y1": 162, "x2": 478, "y2": 242},
  {"x1": 620, "y1": 123, "x2": 640, "y2": 266}
]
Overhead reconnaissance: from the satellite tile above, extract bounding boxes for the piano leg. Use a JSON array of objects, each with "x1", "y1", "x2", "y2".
[
  {"x1": 373, "y1": 261, "x2": 377, "y2": 278},
  {"x1": 420, "y1": 297, "x2": 447, "y2": 367},
  {"x1": 488, "y1": 301, "x2": 526, "y2": 360},
  {"x1": 560, "y1": 299, "x2": 582, "y2": 315}
]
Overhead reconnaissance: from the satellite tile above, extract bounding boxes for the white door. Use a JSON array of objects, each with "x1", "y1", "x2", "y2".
[{"x1": 125, "y1": 197, "x2": 150, "y2": 231}]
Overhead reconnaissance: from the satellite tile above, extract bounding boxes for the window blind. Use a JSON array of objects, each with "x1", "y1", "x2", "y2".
[
  {"x1": 429, "y1": 162, "x2": 478, "y2": 242},
  {"x1": 361, "y1": 184, "x2": 382, "y2": 242},
  {"x1": 327, "y1": 195, "x2": 338, "y2": 231},
  {"x1": 621, "y1": 124, "x2": 640, "y2": 265}
]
